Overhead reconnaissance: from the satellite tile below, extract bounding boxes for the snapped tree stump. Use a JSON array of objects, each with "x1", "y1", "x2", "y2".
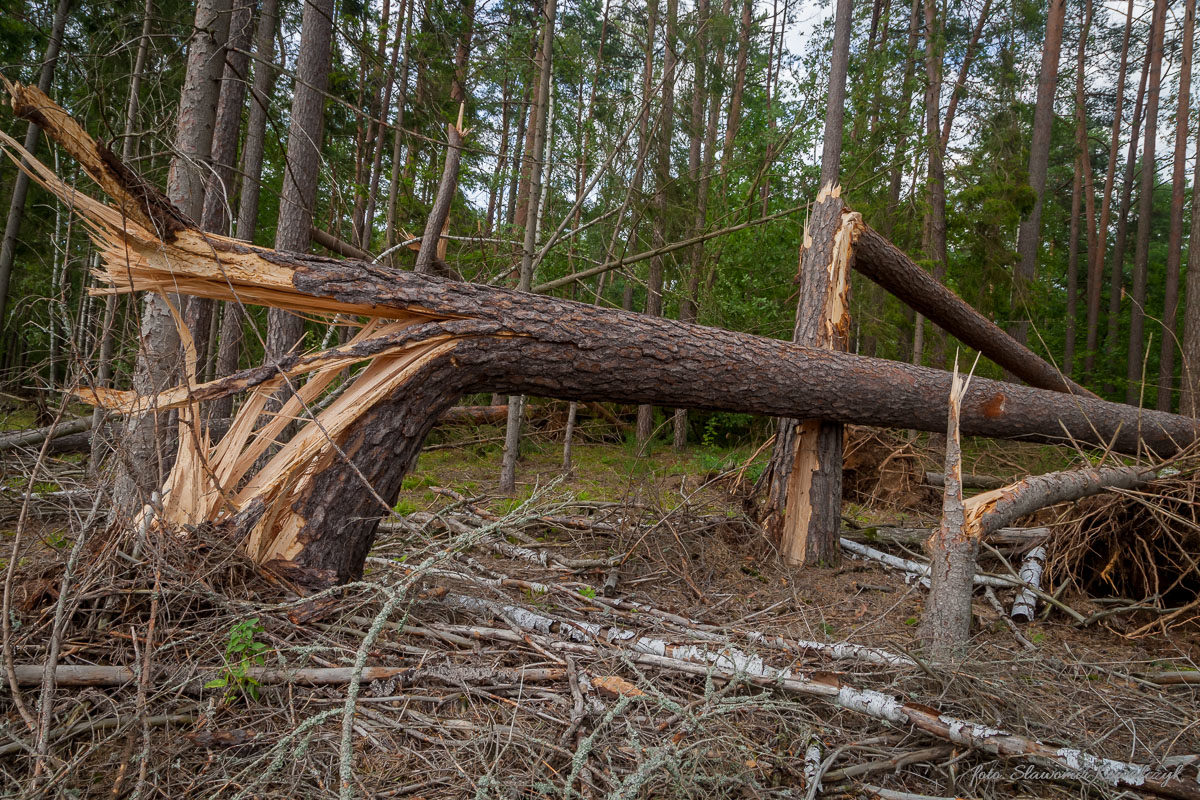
[{"x1": 3, "y1": 83, "x2": 1197, "y2": 585}]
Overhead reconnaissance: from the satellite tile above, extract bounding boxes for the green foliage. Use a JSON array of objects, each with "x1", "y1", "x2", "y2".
[{"x1": 205, "y1": 618, "x2": 270, "y2": 704}]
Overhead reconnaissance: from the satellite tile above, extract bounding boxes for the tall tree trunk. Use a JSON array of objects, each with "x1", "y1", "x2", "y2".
[
  {"x1": 722, "y1": 0, "x2": 752, "y2": 167},
  {"x1": 363, "y1": 0, "x2": 407, "y2": 250},
  {"x1": 265, "y1": 0, "x2": 335, "y2": 363},
  {"x1": 385, "y1": 0, "x2": 414, "y2": 256},
  {"x1": 1104, "y1": 44, "x2": 1151, "y2": 395},
  {"x1": 213, "y1": 0, "x2": 280, "y2": 420},
  {"x1": 112, "y1": 0, "x2": 231, "y2": 519},
  {"x1": 1088, "y1": 0, "x2": 1134, "y2": 379},
  {"x1": 92, "y1": 0, "x2": 153, "y2": 473},
  {"x1": 500, "y1": 0, "x2": 557, "y2": 495},
  {"x1": 1066, "y1": 0, "x2": 1097, "y2": 379},
  {"x1": 637, "y1": 0, "x2": 677, "y2": 448},
  {"x1": 187, "y1": 0, "x2": 256, "y2": 378},
  {"x1": 921, "y1": 0, "x2": 947, "y2": 370},
  {"x1": 0, "y1": 0, "x2": 72, "y2": 335},
  {"x1": 1011, "y1": 0, "x2": 1066, "y2": 348},
  {"x1": 1182, "y1": 126, "x2": 1200, "y2": 417},
  {"x1": 761, "y1": 0, "x2": 853, "y2": 568},
  {"x1": 1157, "y1": 0, "x2": 1195, "y2": 411},
  {"x1": 1125, "y1": 0, "x2": 1167, "y2": 407},
  {"x1": 674, "y1": 0, "x2": 710, "y2": 450}
]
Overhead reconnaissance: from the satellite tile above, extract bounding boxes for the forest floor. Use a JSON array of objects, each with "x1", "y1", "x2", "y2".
[{"x1": 0, "y1": 403, "x2": 1198, "y2": 798}]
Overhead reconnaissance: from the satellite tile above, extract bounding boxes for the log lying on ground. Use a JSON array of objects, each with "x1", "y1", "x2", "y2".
[
  {"x1": 852, "y1": 223, "x2": 1095, "y2": 397},
  {"x1": 7, "y1": 663, "x2": 564, "y2": 688},
  {"x1": 3, "y1": 82, "x2": 1197, "y2": 584},
  {"x1": 0, "y1": 415, "x2": 96, "y2": 452},
  {"x1": 842, "y1": 526, "x2": 1049, "y2": 548},
  {"x1": 924, "y1": 470, "x2": 1007, "y2": 491}
]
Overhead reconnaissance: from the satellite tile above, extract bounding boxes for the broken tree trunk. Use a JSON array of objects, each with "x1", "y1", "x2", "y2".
[
  {"x1": 852, "y1": 224, "x2": 1095, "y2": 397},
  {"x1": 763, "y1": 186, "x2": 856, "y2": 566},
  {"x1": 3, "y1": 85, "x2": 1197, "y2": 586},
  {"x1": 919, "y1": 357, "x2": 977, "y2": 659}
]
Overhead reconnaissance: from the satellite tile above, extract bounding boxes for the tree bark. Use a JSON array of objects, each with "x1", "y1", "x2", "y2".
[
  {"x1": 0, "y1": 0, "x2": 72, "y2": 336},
  {"x1": 1011, "y1": 0, "x2": 1066, "y2": 347},
  {"x1": 186, "y1": 0, "x2": 257, "y2": 377},
  {"x1": 1066, "y1": 0, "x2": 1097, "y2": 379},
  {"x1": 92, "y1": 0, "x2": 153, "y2": 470},
  {"x1": 1126, "y1": 0, "x2": 1167, "y2": 407},
  {"x1": 1105, "y1": 43, "x2": 1152, "y2": 394},
  {"x1": 414, "y1": 121, "x2": 464, "y2": 274},
  {"x1": 637, "y1": 0, "x2": 677, "y2": 448},
  {"x1": 760, "y1": 0, "x2": 853, "y2": 568},
  {"x1": 213, "y1": 0, "x2": 280, "y2": 419},
  {"x1": 919, "y1": 362, "x2": 974, "y2": 659},
  {"x1": 1088, "y1": 0, "x2": 1133, "y2": 379},
  {"x1": 265, "y1": 0, "x2": 334, "y2": 362},
  {"x1": 722, "y1": 0, "x2": 752, "y2": 167},
  {"x1": 500, "y1": 0, "x2": 556, "y2": 495},
  {"x1": 920, "y1": 0, "x2": 947, "y2": 369},
  {"x1": 1157, "y1": 0, "x2": 1195, "y2": 411},
  {"x1": 1183, "y1": 117, "x2": 1200, "y2": 417},
  {"x1": 853, "y1": 225, "x2": 1095, "y2": 397},
  {"x1": 112, "y1": 0, "x2": 230, "y2": 519}
]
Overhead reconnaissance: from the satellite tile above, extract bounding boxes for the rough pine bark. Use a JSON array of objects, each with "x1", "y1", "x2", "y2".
[
  {"x1": 265, "y1": 0, "x2": 334, "y2": 363},
  {"x1": 500, "y1": 0, "x2": 556, "y2": 495},
  {"x1": 213, "y1": 0, "x2": 279, "y2": 421},
  {"x1": 920, "y1": 0, "x2": 947, "y2": 369},
  {"x1": 637, "y1": 0, "x2": 677, "y2": 448},
  {"x1": 1105, "y1": 44, "x2": 1151, "y2": 394},
  {"x1": 1157, "y1": 0, "x2": 1195, "y2": 411},
  {"x1": 186, "y1": 0, "x2": 256, "y2": 376},
  {"x1": 1126, "y1": 0, "x2": 1167, "y2": 407},
  {"x1": 1088, "y1": 0, "x2": 1134, "y2": 378},
  {"x1": 1181, "y1": 124, "x2": 1200, "y2": 417},
  {"x1": 1011, "y1": 0, "x2": 1066, "y2": 347},
  {"x1": 760, "y1": 0, "x2": 853, "y2": 568}
]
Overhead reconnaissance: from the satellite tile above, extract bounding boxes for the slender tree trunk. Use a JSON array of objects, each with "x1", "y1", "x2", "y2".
[
  {"x1": 1182, "y1": 127, "x2": 1200, "y2": 416},
  {"x1": 1011, "y1": 0, "x2": 1067, "y2": 347},
  {"x1": 385, "y1": 0, "x2": 414, "y2": 256},
  {"x1": 212, "y1": 0, "x2": 279, "y2": 420},
  {"x1": 1066, "y1": 157, "x2": 1082, "y2": 378},
  {"x1": 0, "y1": 0, "x2": 72, "y2": 335},
  {"x1": 921, "y1": 0, "x2": 947, "y2": 370},
  {"x1": 187, "y1": 0, "x2": 256, "y2": 377},
  {"x1": 265, "y1": 0, "x2": 335, "y2": 363},
  {"x1": 1126, "y1": 0, "x2": 1167, "y2": 407},
  {"x1": 674, "y1": 0, "x2": 710, "y2": 450},
  {"x1": 363, "y1": 0, "x2": 407, "y2": 250},
  {"x1": 1088, "y1": 0, "x2": 1133, "y2": 378},
  {"x1": 415, "y1": 121, "x2": 465, "y2": 273},
  {"x1": 1157, "y1": 0, "x2": 1195, "y2": 411},
  {"x1": 112, "y1": 0, "x2": 231, "y2": 519},
  {"x1": 1105, "y1": 44, "x2": 1151, "y2": 394},
  {"x1": 91, "y1": 0, "x2": 154, "y2": 472},
  {"x1": 1065, "y1": 0, "x2": 1097, "y2": 379},
  {"x1": 637, "y1": 0, "x2": 677, "y2": 448},
  {"x1": 500, "y1": 0, "x2": 557, "y2": 495},
  {"x1": 722, "y1": 0, "x2": 752, "y2": 167}
]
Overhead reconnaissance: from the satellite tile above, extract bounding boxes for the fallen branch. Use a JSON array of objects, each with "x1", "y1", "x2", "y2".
[
  {"x1": 0, "y1": 415, "x2": 96, "y2": 452},
  {"x1": 452, "y1": 596, "x2": 1200, "y2": 799},
  {"x1": 924, "y1": 471, "x2": 1007, "y2": 491}
]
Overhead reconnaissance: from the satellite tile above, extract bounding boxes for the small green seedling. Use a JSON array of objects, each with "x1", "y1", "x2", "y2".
[
  {"x1": 578, "y1": 586, "x2": 597, "y2": 599},
  {"x1": 206, "y1": 618, "x2": 269, "y2": 703}
]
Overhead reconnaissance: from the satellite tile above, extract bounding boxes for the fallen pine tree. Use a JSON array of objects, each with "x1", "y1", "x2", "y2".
[{"x1": 2, "y1": 82, "x2": 1198, "y2": 586}]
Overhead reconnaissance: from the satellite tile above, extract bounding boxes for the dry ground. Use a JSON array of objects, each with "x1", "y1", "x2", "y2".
[{"x1": 0, "y1": 406, "x2": 1197, "y2": 799}]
